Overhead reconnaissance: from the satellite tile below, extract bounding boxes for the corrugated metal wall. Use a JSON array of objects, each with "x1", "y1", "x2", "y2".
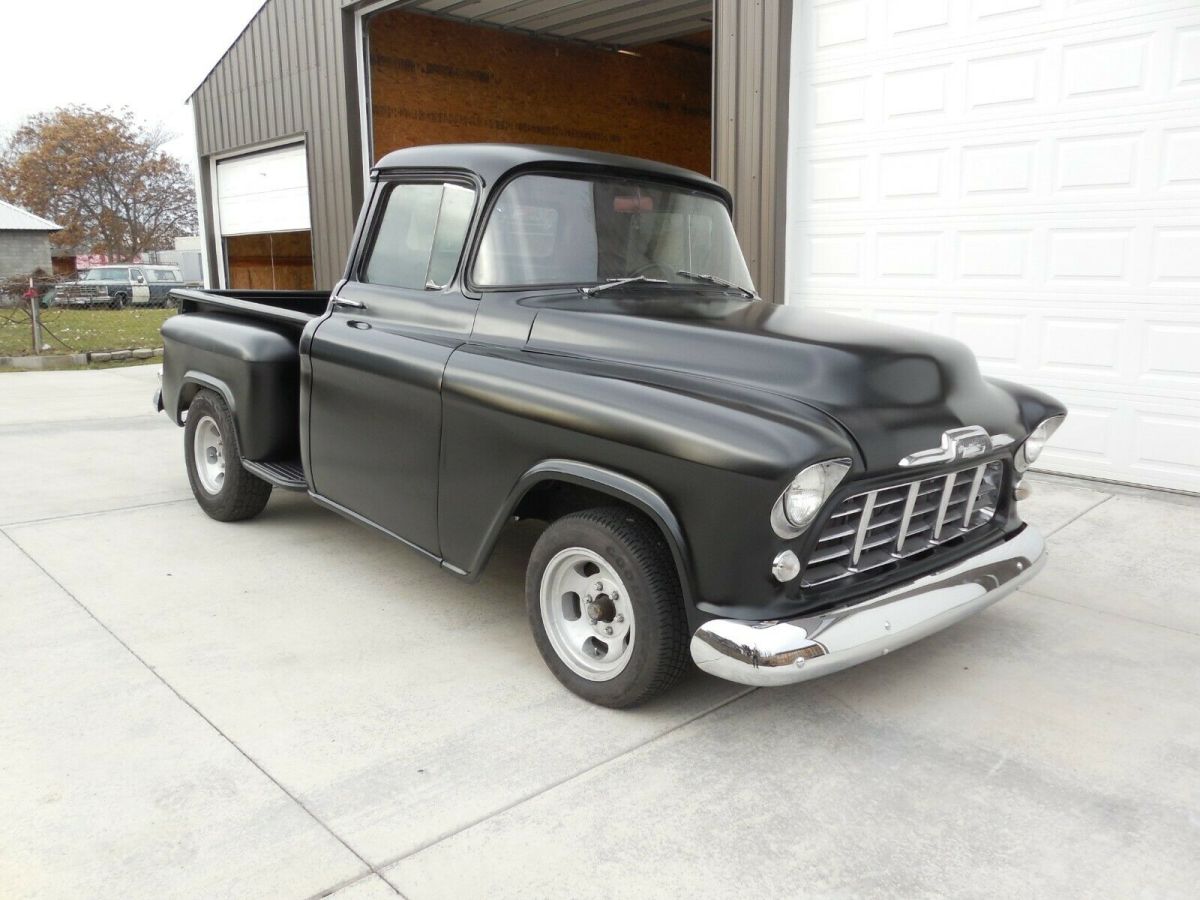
[
  {"x1": 713, "y1": 0, "x2": 792, "y2": 301},
  {"x1": 192, "y1": 0, "x2": 792, "y2": 296},
  {"x1": 191, "y1": 0, "x2": 362, "y2": 289}
]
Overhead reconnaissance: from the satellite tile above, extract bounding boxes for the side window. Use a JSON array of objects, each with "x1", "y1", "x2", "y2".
[
  {"x1": 363, "y1": 182, "x2": 475, "y2": 290},
  {"x1": 130, "y1": 269, "x2": 143, "y2": 282},
  {"x1": 428, "y1": 185, "x2": 474, "y2": 288}
]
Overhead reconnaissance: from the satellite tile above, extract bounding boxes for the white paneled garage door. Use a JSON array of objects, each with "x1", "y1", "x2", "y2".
[
  {"x1": 215, "y1": 143, "x2": 311, "y2": 238},
  {"x1": 786, "y1": 0, "x2": 1200, "y2": 492}
]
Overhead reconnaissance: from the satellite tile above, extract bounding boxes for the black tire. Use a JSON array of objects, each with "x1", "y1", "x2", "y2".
[
  {"x1": 183, "y1": 389, "x2": 272, "y2": 522},
  {"x1": 111, "y1": 292, "x2": 127, "y2": 310},
  {"x1": 526, "y1": 507, "x2": 688, "y2": 708}
]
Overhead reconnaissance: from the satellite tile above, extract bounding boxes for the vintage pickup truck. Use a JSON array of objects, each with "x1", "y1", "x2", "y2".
[{"x1": 156, "y1": 144, "x2": 1065, "y2": 708}]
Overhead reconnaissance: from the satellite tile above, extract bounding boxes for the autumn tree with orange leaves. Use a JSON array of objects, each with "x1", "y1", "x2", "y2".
[{"x1": 0, "y1": 105, "x2": 197, "y2": 261}]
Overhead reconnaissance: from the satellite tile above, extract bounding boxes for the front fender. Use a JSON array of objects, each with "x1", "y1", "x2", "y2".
[
  {"x1": 985, "y1": 377, "x2": 1068, "y2": 435},
  {"x1": 463, "y1": 458, "x2": 698, "y2": 607},
  {"x1": 438, "y1": 346, "x2": 861, "y2": 629}
]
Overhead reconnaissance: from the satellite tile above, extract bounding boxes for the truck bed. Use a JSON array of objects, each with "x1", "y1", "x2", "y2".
[{"x1": 169, "y1": 288, "x2": 330, "y2": 325}]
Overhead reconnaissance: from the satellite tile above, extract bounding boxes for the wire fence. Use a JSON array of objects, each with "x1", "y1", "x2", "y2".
[{"x1": 1, "y1": 274, "x2": 176, "y2": 359}]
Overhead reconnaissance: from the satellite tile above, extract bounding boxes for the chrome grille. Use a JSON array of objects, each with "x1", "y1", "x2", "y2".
[{"x1": 801, "y1": 460, "x2": 1006, "y2": 588}]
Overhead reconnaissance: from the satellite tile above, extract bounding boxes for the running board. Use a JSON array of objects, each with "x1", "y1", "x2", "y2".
[{"x1": 242, "y1": 459, "x2": 307, "y2": 491}]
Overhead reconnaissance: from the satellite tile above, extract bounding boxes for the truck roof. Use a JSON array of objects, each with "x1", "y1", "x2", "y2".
[{"x1": 371, "y1": 143, "x2": 729, "y2": 203}]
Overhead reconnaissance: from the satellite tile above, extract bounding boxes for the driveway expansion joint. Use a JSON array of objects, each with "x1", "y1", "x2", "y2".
[
  {"x1": 2, "y1": 496, "x2": 194, "y2": 529},
  {"x1": 1020, "y1": 585, "x2": 1200, "y2": 639},
  {"x1": 377, "y1": 684, "x2": 758, "y2": 880},
  {"x1": 0, "y1": 528, "x2": 401, "y2": 896},
  {"x1": 306, "y1": 872, "x2": 407, "y2": 900},
  {"x1": 1044, "y1": 493, "x2": 1114, "y2": 538}
]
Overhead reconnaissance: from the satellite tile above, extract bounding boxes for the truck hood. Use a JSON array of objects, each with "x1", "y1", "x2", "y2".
[{"x1": 523, "y1": 293, "x2": 1026, "y2": 473}]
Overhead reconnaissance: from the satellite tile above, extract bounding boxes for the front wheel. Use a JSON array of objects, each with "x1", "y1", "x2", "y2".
[
  {"x1": 110, "y1": 292, "x2": 127, "y2": 310},
  {"x1": 183, "y1": 389, "x2": 272, "y2": 521},
  {"x1": 526, "y1": 507, "x2": 688, "y2": 708}
]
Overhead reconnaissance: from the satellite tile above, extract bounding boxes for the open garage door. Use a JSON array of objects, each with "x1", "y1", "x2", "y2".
[
  {"x1": 215, "y1": 143, "x2": 314, "y2": 290},
  {"x1": 787, "y1": 0, "x2": 1200, "y2": 493},
  {"x1": 365, "y1": 8, "x2": 713, "y2": 178}
]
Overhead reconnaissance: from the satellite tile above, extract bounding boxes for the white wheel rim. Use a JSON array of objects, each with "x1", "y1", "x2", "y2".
[
  {"x1": 193, "y1": 415, "x2": 226, "y2": 494},
  {"x1": 539, "y1": 547, "x2": 635, "y2": 682}
]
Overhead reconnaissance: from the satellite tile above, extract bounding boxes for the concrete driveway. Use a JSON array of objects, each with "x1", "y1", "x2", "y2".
[{"x1": 2, "y1": 365, "x2": 1197, "y2": 899}]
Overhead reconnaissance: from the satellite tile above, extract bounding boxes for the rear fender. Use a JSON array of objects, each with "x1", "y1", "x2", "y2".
[{"x1": 161, "y1": 313, "x2": 300, "y2": 461}]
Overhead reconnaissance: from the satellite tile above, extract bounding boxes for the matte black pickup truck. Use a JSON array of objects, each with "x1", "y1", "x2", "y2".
[{"x1": 156, "y1": 144, "x2": 1065, "y2": 708}]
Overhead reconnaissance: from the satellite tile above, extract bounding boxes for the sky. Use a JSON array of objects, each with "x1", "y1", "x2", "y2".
[{"x1": 0, "y1": 0, "x2": 267, "y2": 164}]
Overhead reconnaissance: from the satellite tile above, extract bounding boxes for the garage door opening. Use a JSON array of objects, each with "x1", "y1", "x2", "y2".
[
  {"x1": 215, "y1": 143, "x2": 315, "y2": 290},
  {"x1": 224, "y1": 231, "x2": 314, "y2": 290},
  {"x1": 367, "y1": 9, "x2": 713, "y2": 176}
]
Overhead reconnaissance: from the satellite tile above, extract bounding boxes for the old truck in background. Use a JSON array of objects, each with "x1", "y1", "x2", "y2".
[
  {"x1": 57, "y1": 264, "x2": 196, "y2": 308},
  {"x1": 155, "y1": 144, "x2": 1065, "y2": 708}
]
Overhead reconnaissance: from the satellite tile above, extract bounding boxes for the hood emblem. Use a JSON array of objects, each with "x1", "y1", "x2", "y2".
[{"x1": 899, "y1": 426, "x2": 1014, "y2": 468}]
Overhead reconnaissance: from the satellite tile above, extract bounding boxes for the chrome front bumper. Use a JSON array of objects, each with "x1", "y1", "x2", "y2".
[{"x1": 690, "y1": 526, "x2": 1045, "y2": 687}]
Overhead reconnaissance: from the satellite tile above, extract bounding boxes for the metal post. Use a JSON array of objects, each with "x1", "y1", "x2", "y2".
[{"x1": 28, "y1": 278, "x2": 43, "y2": 355}]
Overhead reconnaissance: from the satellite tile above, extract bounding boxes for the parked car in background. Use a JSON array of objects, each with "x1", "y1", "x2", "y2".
[
  {"x1": 56, "y1": 265, "x2": 197, "y2": 309},
  {"x1": 155, "y1": 144, "x2": 1066, "y2": 708}
]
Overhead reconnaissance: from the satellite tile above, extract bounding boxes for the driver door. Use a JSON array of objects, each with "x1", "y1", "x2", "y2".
[
  {"x1": 307, "y1": 177, "x2": 478, "y2": 554},
  {"x1": 129, "y1": 268, "x2": 151, "y2": 306}
]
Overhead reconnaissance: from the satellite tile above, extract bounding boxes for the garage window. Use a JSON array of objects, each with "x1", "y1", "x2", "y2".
[{"x1": 364, "y1": 182, "x2": 475, "y2": 290}]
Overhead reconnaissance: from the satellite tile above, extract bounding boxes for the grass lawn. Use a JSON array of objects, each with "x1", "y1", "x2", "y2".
[{"x1": 0, "y1": 308, "x2": 174, "y2": 357}]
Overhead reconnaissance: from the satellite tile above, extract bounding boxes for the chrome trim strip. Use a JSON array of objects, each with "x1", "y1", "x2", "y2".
[
  {"x1": 962, "y1": 464, "x2": 986, "y2": 530},
  {"x1": 850, "y1": 490, "x2": 878, "y2": 566},
  {"x1": 894, "y1": 482, "x2": 920, "y2": 554},
  {"x1": 932, "y1": 474, "x2": 956, "y2": 540},
  {"x1": 690, "y1": 526, "x2": 1046, "y2": 687}
]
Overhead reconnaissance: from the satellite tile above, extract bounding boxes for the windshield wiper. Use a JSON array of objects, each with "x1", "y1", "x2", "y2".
[
  {"x1": 580, "y1": 276, "x2": 668, "y2": 296},
  {"x1": 675, "y1": 270, "x2": 757, "y2": 299}
]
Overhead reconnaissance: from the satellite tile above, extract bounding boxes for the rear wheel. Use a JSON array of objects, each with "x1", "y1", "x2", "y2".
[
  {"x1": 526, "y1": 507, "x2": 688, "y2": 708},
  {"x1": 183, "y1": 389, "x2": 272, "y2": 521}
]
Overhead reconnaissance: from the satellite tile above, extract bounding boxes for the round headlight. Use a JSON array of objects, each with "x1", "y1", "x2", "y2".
[
  {"x1": 784, "y1": 467, "x2": 831, "y2": 528},
  {"x1": 771, "y1": 459, "x2": 852, "y2": 539},
  {"x1": 1016, "y1": 415, "x2": 1065, "y2": 472}
]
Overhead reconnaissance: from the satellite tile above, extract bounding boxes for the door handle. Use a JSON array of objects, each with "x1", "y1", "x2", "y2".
[{"x1": 333, "y1": 297, "x2": 365, "y2": 310}]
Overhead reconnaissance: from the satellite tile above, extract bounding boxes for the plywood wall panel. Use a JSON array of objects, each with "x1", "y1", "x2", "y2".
[{"x1": 369, "y1": 12, "x2": 711, "y2": 176}]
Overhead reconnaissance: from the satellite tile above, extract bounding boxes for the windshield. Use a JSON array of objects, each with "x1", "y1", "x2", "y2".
[
  {"x1": 472, "y1": 173, "x2": 755, "y2": 294},
  {"x1": 83, "y1": 267, "x2": 128, "y2": 281}
]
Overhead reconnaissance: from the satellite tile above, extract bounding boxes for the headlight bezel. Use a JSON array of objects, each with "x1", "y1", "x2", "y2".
[
  {"x1": 770, "y1": 458, "x2": 853, "y2": 539},
  {"x1": 1014, "y1": 415, "x2": 1065, "y2": 472}
]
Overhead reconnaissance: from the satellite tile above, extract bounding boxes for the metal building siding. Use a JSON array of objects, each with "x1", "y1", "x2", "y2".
[
  {"x1": 192, "y1": 0, "x2": 361, "y2": 289},
  {"x1": 194, "y1": 0, "x2": 793, "y2": 296},
  {"x1": 713, "y1": 0, "x2": 792, "y2": 302}
]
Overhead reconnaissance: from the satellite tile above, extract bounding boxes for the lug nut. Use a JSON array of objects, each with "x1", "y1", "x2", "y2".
[
  {"x1": 615, "y1": 614, "x2": 624, "y2": 623},
  {"x1": 604, "y1": 626, "x2": 614, "y2": 635},
  {"x1": 594, "y1": 581, "x2": 604, "y2": 592},
  {"x1": 610, "y1": 591, "x2": 620, "y2": 600}
]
